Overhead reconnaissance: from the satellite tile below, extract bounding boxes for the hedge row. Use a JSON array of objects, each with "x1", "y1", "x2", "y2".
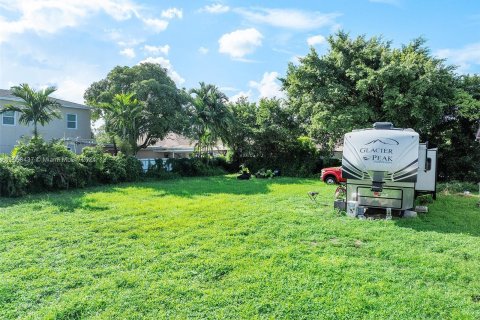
[
  {"x1": 0, "y1": 139, "x2": 143, "y2": 197},
  {"x1": 0, "y1": 138, "x2": 226, "y2": 197}
]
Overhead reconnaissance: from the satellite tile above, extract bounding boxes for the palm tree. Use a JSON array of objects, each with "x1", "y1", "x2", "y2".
[
  {"x1": 98, "y1": 93, "x2": 143, "y2": 155},
  {"x1": 189, "y1": 82, "x2": 234, "y2": 158},
  {"x1": 0, "y1": 84, "x2": 62, "y2": 138}
]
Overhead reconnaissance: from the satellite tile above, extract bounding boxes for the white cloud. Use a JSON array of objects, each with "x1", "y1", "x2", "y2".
[
  {"x1": 138, "y1": 57, "x2": 185, "y2": 85},
  {"x1": 249, "y1": 72, "x2": 284, "y2": 99},
  {"x1": 0, "y1": 55, "x2": 102, "y2": 104},
  {"x1": 0, "y1": 0, "x2": 140, "y2": 43},
  {"x1": 307, "y1": 34, "x2": 326, "y2": 46},
  {"x1": 142, "y1": 18, "x2": 169, "y2": 32},
  {"x1": 144, "y1": 44, "x2": 170, "y2": 55},
  {"x1": 235, "y1": 8, "x2": 340, "y2": 30},
  {"x1": 198, "y1": 46, "x2": 209, "y2": 54},
  {"x1": 218, "y1": 28, "x2": 263, "y2": 59},
  {"x1": 53, "y1": 78, "x2": 91, "y2": 104},
  {"x1": 119, "y1": 47, "x2": 135, "y2": 58},
  {"x1": 229, "y1": 90, "x2": 252, "y2": 102},
  {"x1": 161, "y1": 7, "x2": 183, "y2": 19},
  {"x1": 104, "y1": 28, "x2": 145, "y2": 48},
  {"x1": 98, "y1": 0, "x2": 139, "y2": 20},
  {"x1": 436, "y1": 43, "x2": 480, "y2": 72},
  {"x1": 202, "y1": 4, "x2": 230, "y2": 14},
  {"x1": 117, "y1": 38, "x2": 144, "y2": 47},
  {"x1": 0, "y1": 1, "x2": 185, "y2": 43}
]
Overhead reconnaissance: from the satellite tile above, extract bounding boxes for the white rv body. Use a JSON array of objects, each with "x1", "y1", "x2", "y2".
[
  {"x1": 342, "y1": 123, "x2": 437, "y2": 212},
  {"x1": 416, "y1": 145, "x2": 437, "y2": 193}
]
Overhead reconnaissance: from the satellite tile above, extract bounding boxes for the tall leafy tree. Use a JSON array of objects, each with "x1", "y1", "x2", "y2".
[
  {"x1": 188, "y1": 82, "x2": 234, "y2": 157},
  {"x1": 227, "y1": 97, "x2": 318, "y2": 176},
  {"x1": 430, "y1": 74, "x2": 480, "y2": 181},
  {"x1": 253, "y1": 97, "x2": 300, "y2": 160},
  {"x1": 84, "y1": 63, "x2": 188, "y2": 153},
  {"x1": 282, "y1": 32, "x2": 456, "y2": 150},
  {"x1": 97, "y1": 93, "x2": 143, "y2": 155},
  {"x1": 1, "y1": 84, "x2": 62, "y2": 137},
  {"x1": 227, "y1": 97, "x2": 257, "y2": 165}
]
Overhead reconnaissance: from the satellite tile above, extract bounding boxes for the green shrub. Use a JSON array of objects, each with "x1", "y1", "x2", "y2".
[
  {"x1": 238, "y1": 136, "x2": 321, "y2": 178},
  {"x1": 78, "y1": 147, "x2": 105, "y2": 185},
  {"x1": 416, "y1": 194, "x2": 434, "y2": 205},
  {"x1": 0, "y1": 141, "x2": 144, "y2": 197},
  {"x1": 167, "y1": 158, "x2": 195, "y2": 176},
  {"x1": 255, "y1": 168, "x2": 274, "y2": 179},
  {"x1": 0, "y1": 156, "x2": 34, "y2": 197},
  {"x1": 15, "y1": 138, "x2": 86, "y2": 190},
  {"x1": 101, "y1": 154, "x2": 127, "y2": 183},
  {"x1": 79, "y1": 148, "x2": 143, "y2": 184},
  {"x1": 145, "y1": 158, "x2": 165, "y2": 177},
  {"x1": 145, "y1": 159, "x2": 179, "y2": 179},
  {"x1": 322, "y1": 157, "x2": 342, "y2": 168},
  {"x1": 123, "y1": 155, "x2": 143, "y2": 182},
  {"x1": 438, "y1": 181, "x2": 479, "y2": 194},
  {"x1": 168, "y1": 158, "x2": 225, "y2": 177},
  {"x1": 211, "y1": 155, "x2": 236, "y2": 173}
]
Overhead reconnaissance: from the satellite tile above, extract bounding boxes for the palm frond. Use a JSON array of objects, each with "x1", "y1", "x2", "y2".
[
  {"x1": 8, "y1": 83, "x2": 61, "y2": 136},
  {"x1": 0, "y1": 104, "x2": 23, "y2": 114}
]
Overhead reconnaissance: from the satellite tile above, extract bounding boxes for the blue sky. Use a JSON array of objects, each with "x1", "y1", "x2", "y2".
[{"x1": 1, "y1": 0, "x2": 479, "y2": 104}]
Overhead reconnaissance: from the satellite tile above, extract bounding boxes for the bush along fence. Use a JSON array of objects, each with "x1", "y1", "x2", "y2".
[{"x1": 0, "y1": 138, "x2": 230, "y2": 197}]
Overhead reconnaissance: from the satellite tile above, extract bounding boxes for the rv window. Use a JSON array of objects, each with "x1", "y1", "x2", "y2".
[{"x1": 426, "y1": 158, "x2": 432, "y2": 171}]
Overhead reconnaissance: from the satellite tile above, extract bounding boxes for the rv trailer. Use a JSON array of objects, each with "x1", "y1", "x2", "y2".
[{"x1": 341, "y1": 122, "x2": 437, "y2": 218}]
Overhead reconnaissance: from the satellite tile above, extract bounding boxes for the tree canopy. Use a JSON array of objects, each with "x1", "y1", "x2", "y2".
[
  {"x1": 84, "y1": 62, "x2": 187, "y2": 151},
  {"x1": 282, "y1": 32, "x2": 456, "y2": 149},
  {"x1": 98, "y1": 93, "x2": 143, "y2": 155},
  {"x1": 227, "y1": 97, "x2": 320, "y2": 176},
  {"x1": 188, "y1": 82, "x2": 233, "y2": 157}
]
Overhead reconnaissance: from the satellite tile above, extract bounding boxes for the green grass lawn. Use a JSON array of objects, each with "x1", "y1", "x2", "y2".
[{"x1": 1, "y1": 176, "x2": 480, "y2": 319}]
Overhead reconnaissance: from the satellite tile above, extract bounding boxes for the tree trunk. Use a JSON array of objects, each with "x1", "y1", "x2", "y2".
[
  {"x1": 33, "y1": 121, "x2": 38, "y2": 138},
  {"x1": 112, "y1": 136, "x2": 118, "y2": 156}
]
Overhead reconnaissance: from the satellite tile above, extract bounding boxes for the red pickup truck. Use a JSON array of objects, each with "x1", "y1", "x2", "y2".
[{"x1": 321, "y1": 167, "x2": 346, "y2": 184}]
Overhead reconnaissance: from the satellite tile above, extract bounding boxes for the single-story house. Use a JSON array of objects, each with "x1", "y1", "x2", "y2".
[
  {"x1": 135, "y1": 133, "x2": 228, "y2": 171},
  {"x1": 0, "y1": 89, "x2": 93, "y2": 154}
]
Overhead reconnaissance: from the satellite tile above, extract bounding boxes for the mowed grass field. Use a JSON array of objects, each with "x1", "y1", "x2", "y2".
[{"x1": 1, "y1": 176, "x2": 480, "y2": 319}]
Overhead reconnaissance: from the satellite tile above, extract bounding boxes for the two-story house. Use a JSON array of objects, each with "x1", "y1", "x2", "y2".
[{"x1": 0, "y1": 89, "x2": 93, "y2": 154}]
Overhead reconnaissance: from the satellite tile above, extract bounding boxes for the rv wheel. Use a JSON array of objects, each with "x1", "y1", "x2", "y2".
[{"x1": 325, "y1": 176, "x2": 337, "y2": 184}]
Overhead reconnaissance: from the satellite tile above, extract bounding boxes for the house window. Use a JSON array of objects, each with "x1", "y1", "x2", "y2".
[
  {"x1": 67, "y1": 114, "x2": 77, "y2": 129},
  {"x1": 2, "y1": 111, "x2": 15, "y2": 125}
]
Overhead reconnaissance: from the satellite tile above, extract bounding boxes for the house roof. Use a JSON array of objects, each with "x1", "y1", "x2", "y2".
[
  {"x1": 146, "y1": 133, "x2": 196, "y2": 151},
  {"x1": 144, "y1": 133, "x2": 228, "y2": 152},
  {"x1": 0, "y1": 88, "x2": 91, "y2": 110}
]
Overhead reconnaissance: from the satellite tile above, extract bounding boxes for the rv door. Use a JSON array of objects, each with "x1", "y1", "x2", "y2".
[{"x1": 415, "y1": 144, "x2": 437, "y2": 194}]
